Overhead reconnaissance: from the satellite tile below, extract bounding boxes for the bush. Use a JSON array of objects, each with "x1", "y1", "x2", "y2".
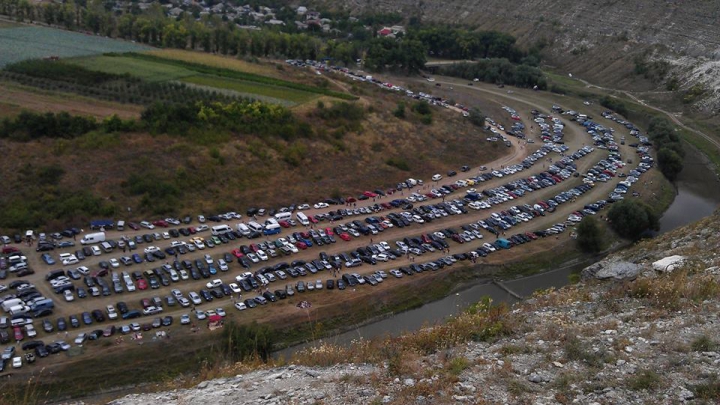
[
  {"x1": 600, "y1": 96, "x2": 629, "y2": 117},
  {"x1": 691, "y1": 335, "x2": 718, "y2": 352},
  {"x1": 607, "y1": 199, "x2": 659, "y2": 240},
  {"x1": 412, "y1": 101, "x2": 431, "y2": 115},
  {"x1": 576, "y1": 216, "x2": 603, "y2": 253},
  {"x1": 221, "y1": 320, "x2": 275, "y2": 362},
  {"x1": 393, "y1": 102, "x2": 406, "y2": 118},
  {"x1": 468, "y1": 108, "x2": 485, "y2": 127},
  {"x1": 386, "y1": 157, "x2": 410, "y2": 171},
  {"x1": 627, "y1": 369, "x2": 661, "y2": 391}
]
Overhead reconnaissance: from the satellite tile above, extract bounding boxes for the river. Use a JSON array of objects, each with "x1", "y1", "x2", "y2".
[{"x1": 278, "y1": 143, "x2": 720, "y2": 357}]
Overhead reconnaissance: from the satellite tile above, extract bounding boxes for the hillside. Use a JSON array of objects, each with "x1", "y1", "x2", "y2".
[
  {"x1": 108, "y1": 208, "x2": 720, "y2": 404},
  {"x1": 319, "y1": 0, "x2": 720, "y2": 113}
]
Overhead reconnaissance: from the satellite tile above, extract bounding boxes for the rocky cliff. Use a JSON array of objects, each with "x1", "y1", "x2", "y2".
[
  {"x1": 106, "y1": 209, "x2": 720, "y2": 405},
  {"x1": 322, "y1": 0, "x2": 720, "y2": 112}
]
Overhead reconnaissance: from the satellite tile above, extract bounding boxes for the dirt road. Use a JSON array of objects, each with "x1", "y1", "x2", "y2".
[{"x1": 6, "y1": 84, "x2": 661, "y2": 380}]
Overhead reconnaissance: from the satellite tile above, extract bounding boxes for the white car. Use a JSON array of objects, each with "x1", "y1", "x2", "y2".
[
  {"x1": 431, "y1": 174, "x2": 442, "y2": 181},
  {"x1": 206, "y1": 279, "x2": 222, "y2": 289},
  {"x1": 193, "y1": 239, "x2": 205, "y2": 250},
  {"x1": 195, "y1": 311, "x2": 207, "y2": 320},
  {"x1": 180, "y1": 314, "x2": 191, "y2": 325},
  {"x1": 247, "y1": 253, "x2": 259, "y2": 263},
  {"x1": 12, "y1": 356, "x2": 22, "y2": 369},
  {"x1": 313, "y1": 202, "x2": 329, "y2": 209},
  {"x1": 140, "y1": 221, "x2": 155, "y2": 229},
  {"x1": 256, "y1": 250, "x2": 268, "y2": 261},
  {"x1": 198, "y1": 215, "x2": 206, "y2": 223},
  {"x1": 374, "y1": 254, "x2": 389, "y2": 262},
  {"x1": 62, "y1": 256, "x2": 79, "y2": 266},
  {"x1": 196, "y1": 225, "x2": 209, "y2": 232},
  {"x1": 109, "y1": 258, "x2": 120, "y2": 268},
  {"x1": 188, "y1": 292, "x2": 202, "y2": 305},
  {"x1": 218, "y1": 259, "x2": 228, "y2": 272},
  {"x1": 228, "y1": 283, "x2": 242, "y2": 294},
  {"x1": 204, "y1": 254, "x2": 213, "y2": 265},
  {"x1": 25, "y1": 324, "x2": 37, "y2": 338},
  {"x1": 75, "y1": 333, "x2": 87, "y2": 345},
  {"x1": 297, "y1": 204, "x2": 310, "y2": 210},
  {"x1": 162, "y1": 232, "x2": 171, "y2": 239},
  {"x1": 143, "y1": 306, "x2": 163, "y2": 316},
  {"x1": 234, "y1": 302, "x2": 247, "y2": 311},
  {"x1": 215, "y1": 308, "x2": 226, "y2": 317},
  {"x1": 106, "y1": 305, "x2": 118, "y2": 320},
  {"x1": 64, "y1": 290, "x2": 75, "y2": 302},
  {"x1": 144, "y1": 246, "x2": 159, "y2": 254},
  {"x1": 390, "y1": 269, "x2": 403, "y2": 278}
]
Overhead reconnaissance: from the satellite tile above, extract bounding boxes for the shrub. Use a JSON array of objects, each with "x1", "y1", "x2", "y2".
[
  {"x1": 607, "y1": 199, "x2": 659, "y2": 240},
  {"x1": 627, "y1": 369, "x2": 661, "y2": 391},
  {"x1": 386, "y1": 157, "x2": 410, "y2": 171},
  {"x1": 393, "y1": 102, "x2": 406, "y2": 118},
  {"x1": 691, "y1": 335, "x2": 718, "y2": 352},
  {"x1": 576, "y1": 216, "x2": 603, "y2": 253}
]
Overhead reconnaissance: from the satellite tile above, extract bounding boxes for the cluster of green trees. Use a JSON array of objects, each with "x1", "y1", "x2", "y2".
[
  {"x1": 363, "y1": 37, "x2": 427, "y2": 73},
  {"x1": 437, "y1": 59, "x2": 547, "y2": 89},
  {"x1": 607, "y1": 199, "x2": 659, "y2": 240},
  {"x1": 647, "y1": 117, "x2": 684, "y2": 181},
  {"x1": 408, "y1": 27, "x2": 523, "y2": 61},
  {"x1": 600, "y1": 96, "x2": 629, "y2": 117},
  {"x1": 0, "y1": 111, "x2": 99, "y2": 141},
  {"x1": 142, "y1": 100, "x2": 311, "y2": 140},
  {"x1": 576, "y1": 216, "x2": 604, "y2": 253}
]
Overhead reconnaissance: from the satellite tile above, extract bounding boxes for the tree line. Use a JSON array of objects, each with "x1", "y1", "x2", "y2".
[
  {"x1": 436, "y1": 59, "x2": 547, "y2": 89},
  {"x1": 647, "y1": 117, "x2": 684, "y2": 181},
  {"x1": 0, "y1": 0, "x2": 531, "y2": 75}
]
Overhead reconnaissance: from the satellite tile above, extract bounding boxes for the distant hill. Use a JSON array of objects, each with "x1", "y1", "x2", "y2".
[{"x1": 317, "y1": 0, "x2": 720, "y2": 113}]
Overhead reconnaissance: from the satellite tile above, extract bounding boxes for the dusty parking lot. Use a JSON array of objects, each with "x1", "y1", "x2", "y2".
[{"x1": 2, "y1": 85, "x2": 662, "y2": 376}]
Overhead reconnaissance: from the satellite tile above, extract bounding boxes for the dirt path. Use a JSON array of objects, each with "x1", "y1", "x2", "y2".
[{"x1": 572, "y1": 76, "x2": 720, "y2": 153}]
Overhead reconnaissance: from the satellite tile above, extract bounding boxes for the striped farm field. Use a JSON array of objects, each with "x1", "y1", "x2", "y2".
[
  {"x1": 182, "y1": 74, "x2": 318, "y2": 105},
  {"x1": 146, "y1": 49, "x2": 279, "y2": 77},
  {"x1": 68, "y1": 55, "x2": 197, "y2": 82},
  {"x1": 0, "y1": 26, "x2": 150, "y2": 67}
]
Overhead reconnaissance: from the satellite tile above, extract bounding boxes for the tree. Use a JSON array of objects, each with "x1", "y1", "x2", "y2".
[
  {"x1": 657, "y1": 147, "x2": 683, "y2": 181},
  {"x1": 607, "y1": 199, "x2": 659, "y2": 240},
  {"x1": 468, "y1": 108, "x2": 485, "y2": 127},
  {"x1": 576, "y1": 216, "x2": 603, "y2": 253}
]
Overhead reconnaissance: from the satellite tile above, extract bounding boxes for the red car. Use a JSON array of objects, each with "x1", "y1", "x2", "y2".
[
  {"x1": 278, "y1": 221, "x2": 291, "y2": 228},
  {"x1": 13, "y1": 326, "x2": 23, "y2": 342},
  {"x1": 339, "y1": 233, "x2": 351, "y2": 241},
  {"x1": 250, "y1": 244, "x2": 260, "y2": 252},
  {"x1": 346, "y1": 197, "x2": 357, "y2": 203},
  {"x1": 324, "y1": 227, "x2": 334, "y2": 236},
  {"x1": 1, "y1": 246, "x2": 19, "y2": 254},
  {"x1": 128, "y1": 222, "x2": 140, "y2": 230},
  {"x1": 231, "y1": 249, "x2": 244, "y2": 258},
  {"x1": 137, "y1": 279, "x2": 148, "y2": 290},
  {"x1": 188, "y1": 227, "x2": 197, "y2": 234},
  {"x1": 295, "y1": 241, "x2": 307, "y2": 250},
  {"x1": 152, "y1": 220, "x2": 168, "y2": 227},
  {"x1": 362, "y1": 191, "x2": 378, "y2": 198},
  {"x1": 308, "y1": 215, "x2": 318, "y2": 224}
]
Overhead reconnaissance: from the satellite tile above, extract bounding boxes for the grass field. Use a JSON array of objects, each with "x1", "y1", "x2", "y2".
[
  {"x1": 0, "y1": 26, "x2": 149, "y2": 67},
  {"x1": 182, "y1": 74, "x2": 318, "y2": 105},
  {"x1": 69, "y1": 55, "x2": 197, "y2": 82}
]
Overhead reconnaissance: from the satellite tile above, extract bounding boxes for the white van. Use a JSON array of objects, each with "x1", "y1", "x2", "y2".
[
  {"x1": 247, "y1": 221, "x2": 264, "y2": 233},
  {"x1": 81, "y1": 232, "x2": 106, "y2": 245},
  {"x1": 116, "y1": 220, "x2": 125, "y2": 231},
  {"x1": 236, "y1": 223, "x2": 250, "y2": 236},
  {"x1": 274, "y1": 212, "x2": 292, "y2": 222},
  {"x1": 296, "y1": 212, "x2": 310, "y2": 226},
  {"x1": 211, "y1": 225, "x2": 232, "y2": 236}
]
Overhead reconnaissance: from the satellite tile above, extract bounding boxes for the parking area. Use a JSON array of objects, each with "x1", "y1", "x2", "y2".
[{"x1": 0, "y1": 95, "x2": 658, "y2": 371}]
